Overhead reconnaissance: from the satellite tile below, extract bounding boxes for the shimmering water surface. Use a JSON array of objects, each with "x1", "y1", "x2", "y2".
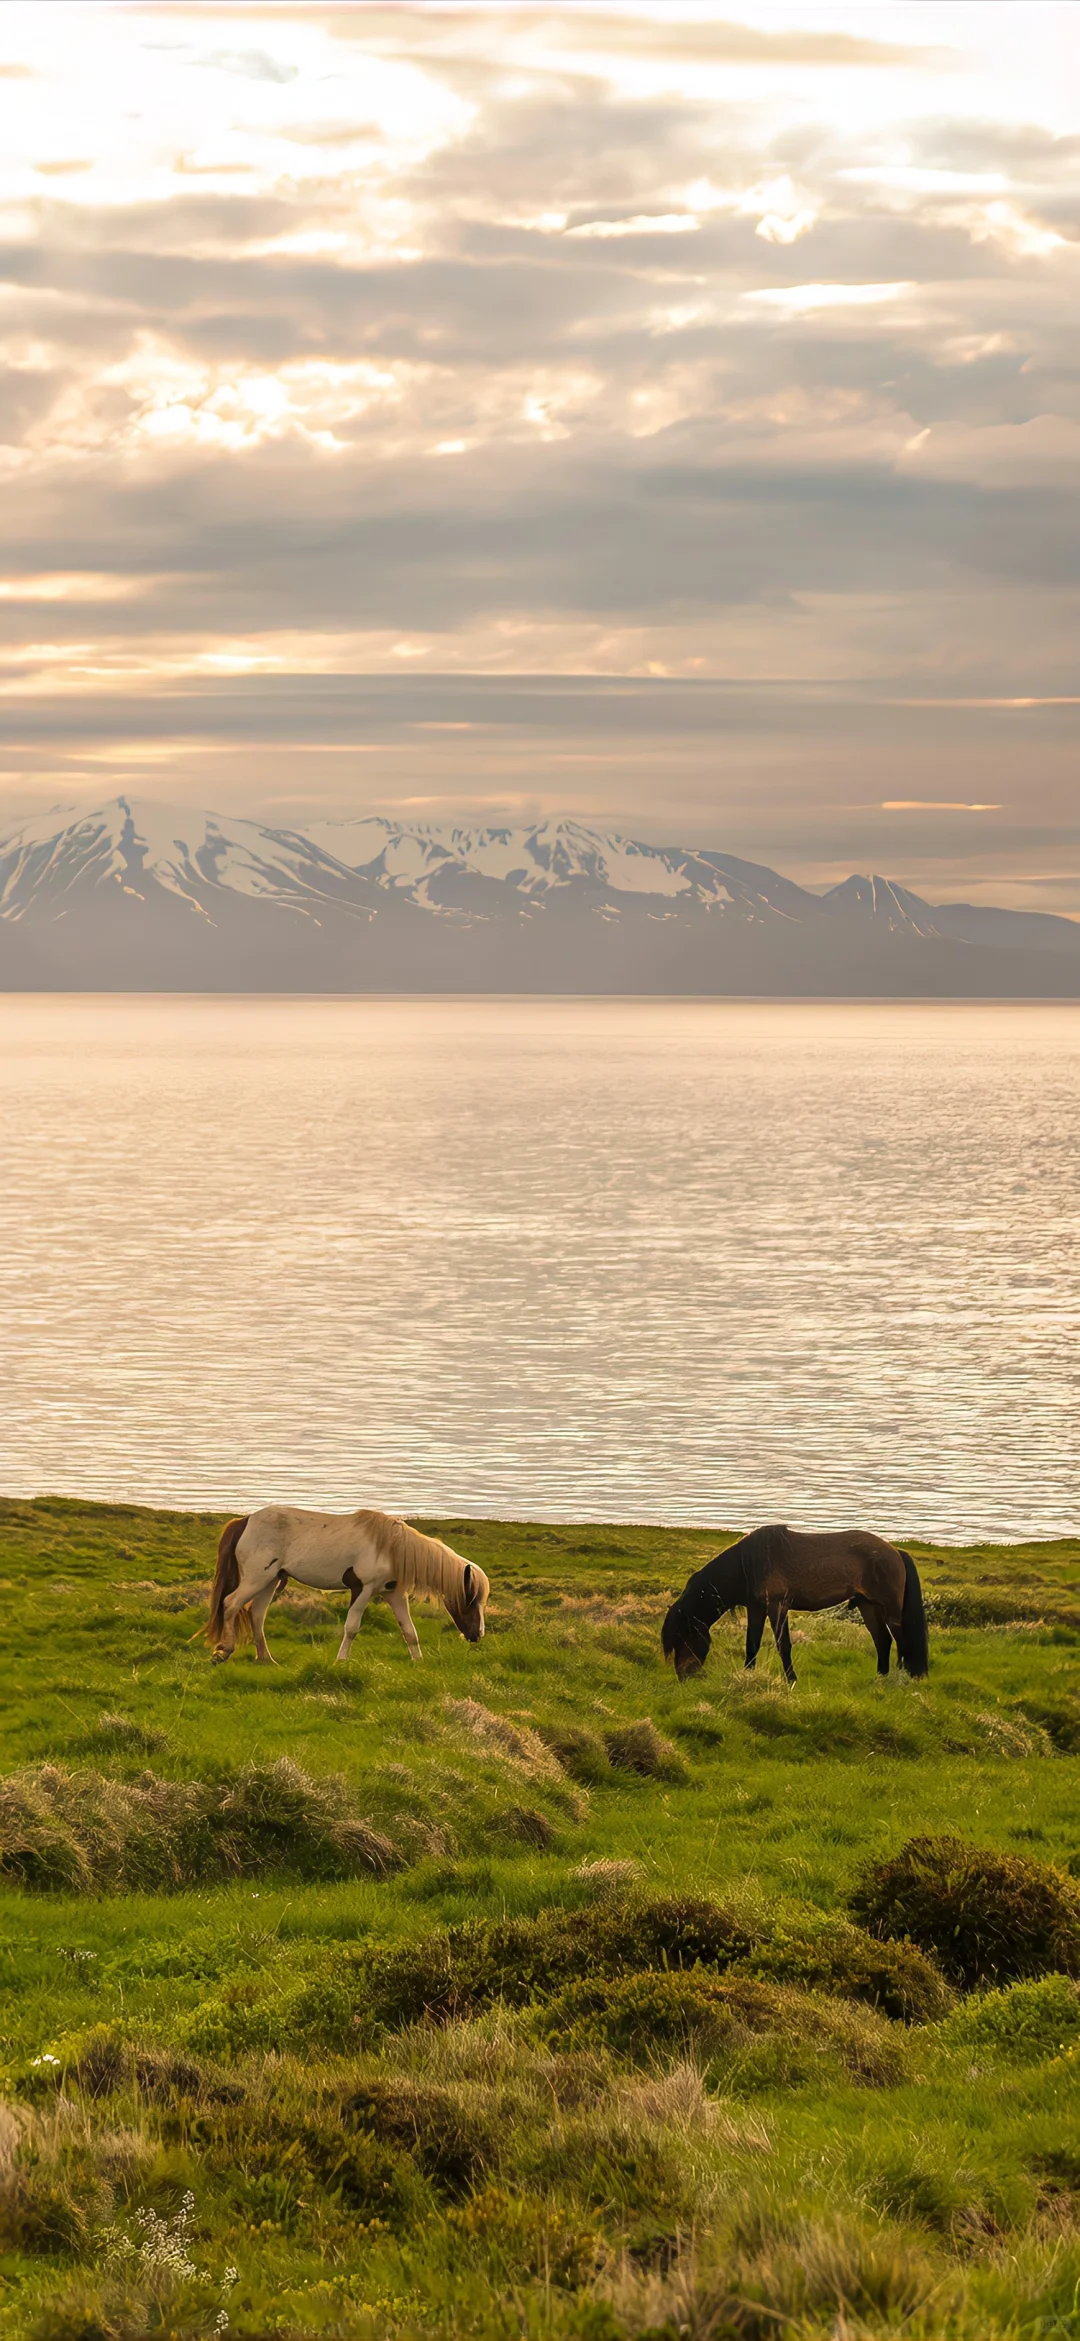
[{"x1": 0, "y1": 996, "x2": 1076, "y2": 1539}]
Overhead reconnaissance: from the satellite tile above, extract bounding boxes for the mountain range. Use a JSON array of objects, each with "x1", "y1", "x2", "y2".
[{"x1": 0, "y1": 796, "x2": 1077, "y2": 996}]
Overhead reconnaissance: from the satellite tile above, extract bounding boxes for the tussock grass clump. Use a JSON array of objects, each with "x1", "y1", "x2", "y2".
[
  {"x1": 576, "y1": 1856, "x2": 645, "y2": 1893},
  {"x1": 87, "y1": 1713, "x2": 169, "y2": 1757},
  {"x1": 729, "y1": 1684, "x2": 922, "y2": 1760},
  {"x1": 537, "y1": 1722, "x2": 612, "y2": 1783},
  {"x1": 603, "y1": 1718, "x2": 686, "y2": 1779},
  {"x1": 1020, "y1": 1695, "x2": 1080, "y2": 1753},
  {"x1": 0, "y1": 1758, "x2": 401, "y2": 1893},
  {"x1": 66, "y1": 2023, "x2": 241, "y2": 2106},
  {"x1": 851, "y1": 1834, "x2": 1080, "y2": 1989}
]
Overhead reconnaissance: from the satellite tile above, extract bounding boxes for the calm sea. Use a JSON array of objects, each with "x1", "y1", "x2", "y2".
[{"x1": 0, "y1": 996, "x2": 1076, "y2": 1541}]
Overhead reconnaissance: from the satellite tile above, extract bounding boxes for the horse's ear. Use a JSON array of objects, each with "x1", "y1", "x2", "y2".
[{"x1": 462, "y1": 1563, "x2": 474, "y2": 1604}]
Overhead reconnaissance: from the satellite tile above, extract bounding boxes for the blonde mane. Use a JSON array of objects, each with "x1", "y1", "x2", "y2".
[{"x1": 356, "y1": 1511, "x2": 485, "y2": 1611}]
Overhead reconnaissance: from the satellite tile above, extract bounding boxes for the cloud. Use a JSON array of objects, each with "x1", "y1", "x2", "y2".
[{"x1": 0, "y1": 0, "x2": 1076, "y2": 904}]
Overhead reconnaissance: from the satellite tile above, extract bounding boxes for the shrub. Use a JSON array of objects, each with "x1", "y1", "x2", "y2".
[
  {"x1": 87, "y1": 1713, "x2": 169, "y2": 1756},
  {"x1": 740, "y1": 1917, "x2": 953, "y2": 2023},
  {"x1": 530, "y1": 2111, "x2": 692, "y2": 2244},
  {"x1": 1019, "y1": 1698, "x2": 1080, "y2": 1754},
  {"x1": 534, "y1": 1969, "x2": 779, "y2": 2062},
  {"x1": 342, "y1": 2076, "x2": 499, "y2": 2197},
  {"x1": 448, "y1": 2184, "x2": 602, "y2": 2286},
  {"x1": 493, "y1": 1805, "x2": 558, "y2": 1849},
  {"x1": 850, "y1": 1835, "x2": 1080, "y2": 1988},
  {"x1": 0, "y1": 2156, "x2": 99, "y2": 2257},
  {"x1": 943, "y1": 1974, "x2": 1080, "y2": 2063},
  {"x1": 535, "y1": 1971, "x2": 904, "y2": 2087},
  {"x1": 189, "y1": 2100, "x2": 427, "y2": 2232},
  {"x1": 364, "y1": 1894, "x2": 754, "y2": 2029}
]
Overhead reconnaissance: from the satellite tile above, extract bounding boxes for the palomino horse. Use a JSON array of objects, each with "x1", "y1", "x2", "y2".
[
  {"x1": 206, "y1": 1506, "x2": 489, "y2": 1666},
  {"x1": 661, "y1": 1524, "x2": 929, "y2": 1686}
]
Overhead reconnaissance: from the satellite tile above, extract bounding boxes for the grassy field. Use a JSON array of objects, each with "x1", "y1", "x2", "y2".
[{"x1": 0, "y1": 1500, "x2": 1078, "y2": 2341}]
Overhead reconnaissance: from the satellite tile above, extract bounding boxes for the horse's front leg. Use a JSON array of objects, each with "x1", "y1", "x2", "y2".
[
  {"x1": 385, "y1": 1586, "x2": 422, "y2": 1662},
  {"x1": 214, "y1": 1581, "x2": 255, "y2": 1661},
  {"x1": 769, "y1": 1599, "x2": 797, "y2": 1685},
  {"x1": 744, "y1": 1599, "x2": 767, "y2": 1671},
  {"x1": 335, "y1": 1579, "x2": 375, "y2": 1663}
]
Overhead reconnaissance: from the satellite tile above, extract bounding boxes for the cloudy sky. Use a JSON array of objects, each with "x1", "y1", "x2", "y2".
[{"x1": 0, "y1": 1, "x2": 1078, "y2": 906}]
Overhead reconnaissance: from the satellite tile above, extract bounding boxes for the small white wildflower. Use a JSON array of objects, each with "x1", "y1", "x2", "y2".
[{"x1": 30, "y1": 2053, "x2": 60, "y2": 2067}]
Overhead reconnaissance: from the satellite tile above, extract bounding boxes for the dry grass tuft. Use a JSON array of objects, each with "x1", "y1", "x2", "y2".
[
  {"x1": 575, "y1": 1856, "x2": 645, "y2": 1893},
  {"x1": 443, "y1": 1698, "x2": 566, "y2": 1785},
  {"x1": 0, "y1": 1757, "x2": 402, "y2": 1892}
]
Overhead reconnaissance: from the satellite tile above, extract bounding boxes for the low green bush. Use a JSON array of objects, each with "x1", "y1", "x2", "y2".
[
  {"x1": 739, "y1": 1917, "x2": 952, "y2": 2023},
  {"x1": 342, "y1": 2075, "x2": 500, "y2": 2198},
  {"x1": 942, "y1": 1974, "x2": 1080, "y2": 2063},
  {"x1": 535, "y1": 1969, "x2": 905, "y2": 2088},
  {"x1": 184, "y1": 2099, "x2": 429, "y2": 2232},
  {"x1": 534, "y1": 1968, "x2": 780, "y2": 2060},
  {"x1": 364, "y1": 1894, "x2": 754, "y2": 2028},
  {"x1": 0, "y1": 2153, "x2": 102, "y2": 2258},
  {"x1": 850, "y1": 1835, "x2": 1080, "y2": 1988}
]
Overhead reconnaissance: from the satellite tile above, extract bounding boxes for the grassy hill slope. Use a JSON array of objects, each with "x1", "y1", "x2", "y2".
[{"x1": 0, "y1": 1501, "x2": 1077, "y2": 2340}]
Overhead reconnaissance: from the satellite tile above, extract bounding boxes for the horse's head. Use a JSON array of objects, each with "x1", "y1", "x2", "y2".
[
  {"x1": 661, "y1": 1594, "x2": 712, "y2": 1681},
  {"x1": 450, "y1": 1560, "x2": 489, "y2": 1644}
]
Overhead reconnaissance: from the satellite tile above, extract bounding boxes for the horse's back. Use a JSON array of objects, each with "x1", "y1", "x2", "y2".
[
  {"x1": 242, "y1": 1504, "x2": 369, "y2": 1568},
  {"x1": 786, "y1": 1526, "x2": 907, "y2": 1602}
]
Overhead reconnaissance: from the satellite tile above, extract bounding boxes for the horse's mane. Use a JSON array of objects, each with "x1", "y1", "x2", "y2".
[
  {"x1": 730, "y1": 1523, "x2": 792, "y2": 1598},
  {"x1": 355, "y1": 1511, "x2": 486, "y2": 1610}
]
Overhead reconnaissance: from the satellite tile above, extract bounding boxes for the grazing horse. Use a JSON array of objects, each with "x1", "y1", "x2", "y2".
[
  {"x1": 206, "y1": 1506, "x2": 489, "y2": 1666},
  {"x1": 661, "y1": 1524, "x2": 929, "y2": 1685}
]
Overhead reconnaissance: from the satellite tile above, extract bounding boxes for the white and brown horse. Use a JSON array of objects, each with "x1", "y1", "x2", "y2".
[{"x1": 206, "y1": 1506, "x2": 489, "y2": 1666}]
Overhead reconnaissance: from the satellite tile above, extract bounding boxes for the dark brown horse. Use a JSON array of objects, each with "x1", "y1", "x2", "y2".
[{"x1": 661, "y1": 1524, "x2": 929, "y2": 1685}]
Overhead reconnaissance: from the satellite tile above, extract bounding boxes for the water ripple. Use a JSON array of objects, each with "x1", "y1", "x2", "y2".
[{"x1": 0, "y1": 997, "x2": 1076, "y2": 1540}]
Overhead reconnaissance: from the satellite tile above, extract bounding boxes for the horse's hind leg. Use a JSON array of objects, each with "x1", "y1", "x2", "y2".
[
  {"x1": 745, "y1": 1599, "x2": 767, "y2": 1671},
  {"x1": 215, "y1": 1582, "x2": 253, "y2": 1661},
  {"x1": 853, "y1": 1597, "x2": 891, "y2": 1677},
  {"x1": 248, "y1": 1576, "x2": 282, "y2": 1665}
]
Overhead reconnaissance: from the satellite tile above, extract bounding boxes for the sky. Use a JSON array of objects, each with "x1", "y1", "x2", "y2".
[{"x1": 0, "y1": 1, "x2": 1077, "y2": 908}]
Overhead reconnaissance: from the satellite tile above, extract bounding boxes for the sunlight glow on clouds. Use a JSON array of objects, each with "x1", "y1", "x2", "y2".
[{"x1": 0, "y1": 1, "x2": 1076, "y2": 903}]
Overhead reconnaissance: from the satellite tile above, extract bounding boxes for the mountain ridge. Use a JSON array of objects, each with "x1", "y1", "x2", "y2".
[{"x1": 1, "y1": 796, "x2": 1076, "y2": 996}]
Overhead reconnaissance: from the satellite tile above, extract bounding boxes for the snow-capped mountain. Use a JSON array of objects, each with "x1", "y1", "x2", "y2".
[{"x1": 0, "y1": 796, "x2": 1076, "y2": 995}]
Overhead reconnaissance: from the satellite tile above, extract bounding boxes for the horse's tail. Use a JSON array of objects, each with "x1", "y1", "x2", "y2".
[
  {"x1": 897, "y1": 1551, "x2": 929, "y2": 1677},
  {"x1": 206, "y1": 1516, "x2": 250, "y2": 1648}
]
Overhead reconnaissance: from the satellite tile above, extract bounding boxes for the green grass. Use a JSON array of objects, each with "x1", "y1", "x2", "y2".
[{"x1": 0, "y1": 1499, "x2": 1077, "y2": 2340}]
